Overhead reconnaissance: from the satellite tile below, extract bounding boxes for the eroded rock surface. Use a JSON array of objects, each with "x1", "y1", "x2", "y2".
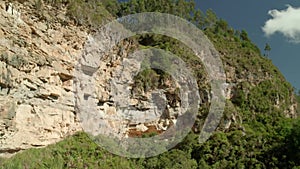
[{"x1": 0, "y1": 1, "x2": 85, "y2": 157}]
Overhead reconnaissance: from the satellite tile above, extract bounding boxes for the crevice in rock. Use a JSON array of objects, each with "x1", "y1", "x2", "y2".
[
  {"x1": 58, "y1": 73, "x2": 73, "y2": 82},
  {"x1": 81, "y1": 65, "x2": 97, "y2": 76},
  {"x1": 97, "y1": 100, "x2": 105, "y2": 106},
  {"x1": 83, "y1": 93, "x2": 90, "y2": 100},
  {"x1": 49, "y1": 94, "x2": 59, "y2": 100},
  {"x1": 0, "y1": 148, "x2": 24, "y2": 154}
]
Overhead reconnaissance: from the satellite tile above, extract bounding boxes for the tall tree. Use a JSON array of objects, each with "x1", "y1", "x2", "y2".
[
  {"x1": 100, "y1": 0, "x2": 120, "y2": 17},
  {"x1": 192, "y1": 9, "x2": 205, "y2": 29},
  {"x1": 264, "y1": 43, "x2": 271, "y2": 57},
  {"x1": 118, "y1": 0, "x2": 196, "y2": 20},
  {"x1": 240, "y1": 29, "x2": 250, "y2": 41},
  {"x1": 204, "y1": 9, "x2": 217, "y2": 28}
]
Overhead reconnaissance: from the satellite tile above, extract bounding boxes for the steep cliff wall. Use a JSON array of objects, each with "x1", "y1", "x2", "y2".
[{"x1": 0, "y1": 1, "x2": 86, "y2": 156}]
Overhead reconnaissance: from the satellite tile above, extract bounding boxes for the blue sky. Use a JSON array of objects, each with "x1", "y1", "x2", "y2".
[{"x1": 196, "y1": 1, "x2": 300, "y2": 90}]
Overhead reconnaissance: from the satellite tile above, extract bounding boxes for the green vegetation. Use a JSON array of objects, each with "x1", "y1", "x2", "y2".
[
  {"x1": 0, "y1": 52, "x2": 28, "y2": 69},
  {"x1": 133, "y1": 68, "x2": 161, "y2": 93},
  {"x1": 66, "y1": 0, "x2": 113, "y2": 27},
  {"x1": 264, "y1": 43, "x2": 271, "y2": 57},
  {"x1": 0, "y1": 133, "x2": 144, "y2": 169},
  {"x1": 1, "y1": 0, "x2": 300, "y2": 168}
]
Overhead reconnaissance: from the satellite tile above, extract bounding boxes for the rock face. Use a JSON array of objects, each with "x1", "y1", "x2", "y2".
[
  {"x1": 74, "y1": 29, "x2": 197, "y2": 140},
  {"x1": 0, "y1": 1, "x2": 85, "y2": 157},
  {"x1": 0, "y1": 1, "x2": 190, "y2": 156}
]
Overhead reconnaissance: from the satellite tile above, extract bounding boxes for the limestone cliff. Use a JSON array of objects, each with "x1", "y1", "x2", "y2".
[{"x1": 0, "y1": 1, "x2": 86, "y2": 156}]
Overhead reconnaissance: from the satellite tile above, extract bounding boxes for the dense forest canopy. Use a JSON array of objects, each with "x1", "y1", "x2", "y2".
[{"x1": 1, "y1": 0, "x2": 300, "y2": 168}]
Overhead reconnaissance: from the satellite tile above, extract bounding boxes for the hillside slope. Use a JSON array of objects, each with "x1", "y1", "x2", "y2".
[{"x1": 0, "y1": 0, "x2": 299, "y2": 168}]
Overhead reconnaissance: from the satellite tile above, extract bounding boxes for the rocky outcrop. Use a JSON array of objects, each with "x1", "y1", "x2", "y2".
[
  {"x1": 0, "y1": 1, "x2": 85, "y2": 157},
  {"x1": 0, "y1": 1, "x2": 191, "y2": 157}
]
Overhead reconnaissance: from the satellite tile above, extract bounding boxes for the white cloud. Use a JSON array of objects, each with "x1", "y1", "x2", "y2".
[{"x1": 262, "y1": 5, "x2": 300, "y2": 43}]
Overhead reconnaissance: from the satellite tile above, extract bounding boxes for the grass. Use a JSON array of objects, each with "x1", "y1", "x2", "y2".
[{"x1": 0, "y1": 132, "x2": 143, "y2": 169}]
